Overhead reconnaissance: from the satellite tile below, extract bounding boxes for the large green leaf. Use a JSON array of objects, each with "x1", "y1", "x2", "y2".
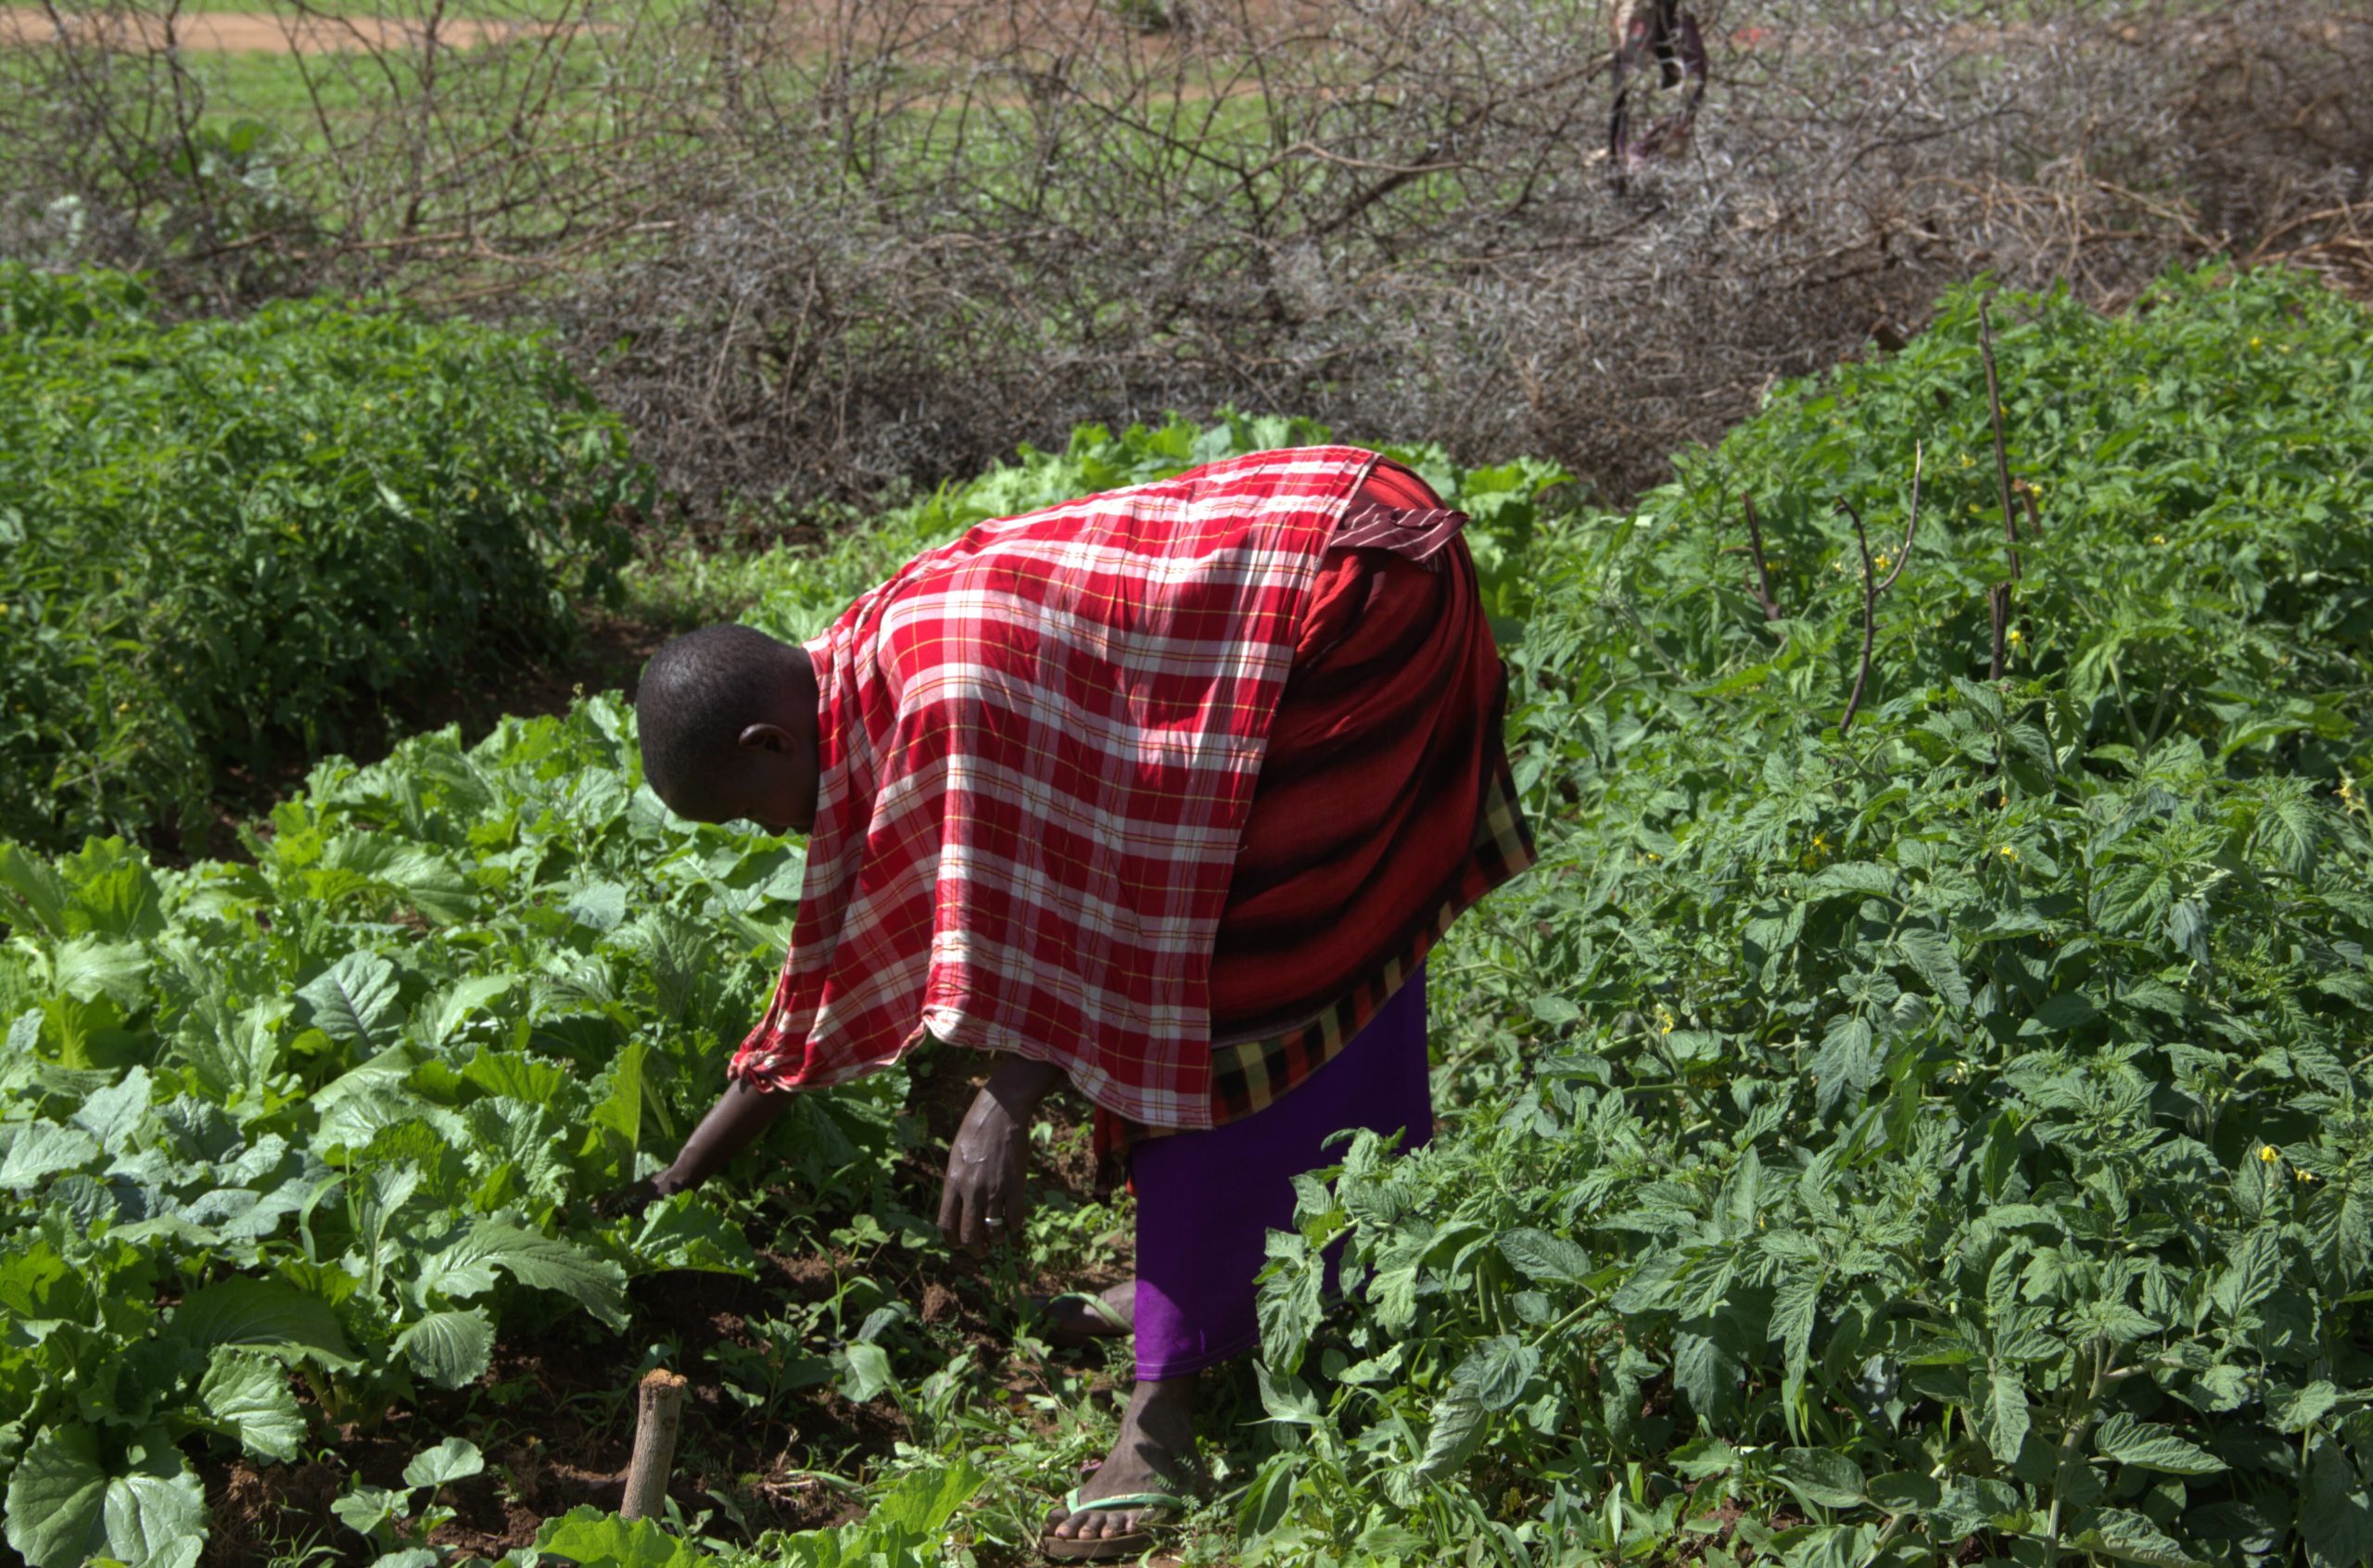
[
  {"x1": 1453, "y1": 1335, "x2": 1541, "y2": 1412},
  {"x1": 198, "y1": 1349, "x2": 308, "y2": 1463},
  {"x1": 416, "y1": 975, "x2": 516, "y2": 1046},
  {"x1": 2095, "y1": 1412, "x2": 2226, "y2": 1476},
  {"x1": 414, "y1": 1219, "x2": 628, "y2": 1329},
  {"x1": 3, "y1": 1424, "x2": 205, "y2": 1568},
  {"x1": 870, "y1": 1458, "x2": 984, "y2": 1536},
  {"x1": 298, "y1": 952, "x2": 403, "y2": 1054},
  {"x1": 1775, "y1": 1448, "x2": 1868, "y2": 1511},
  {"x1": 70, "y1": 1064, "x2": 154, "y2": 1151},
  {"x1": 0, "y1": 842, "x2": 70, "y2": 938},
  {"x1": 54, "y1": 840, "x2": 168, "y2": 941},
  {"x1": 2303, "y1": 1439, "x2": 2373, "y2": 1568},
  {"x1": 401, "y1": 1436, "x2": 485, "y2": 1490},
  {"x1": 0, "y1": 1122, "x2": 100, "y2": 1189},
  {"x1": 1495, "y1": 1228, "x2": 1592, "y2": 1285},
  {"x1": 1409, "y1": 1383, "x2": 1487, "y2": 1484},
  {"x1": 52, "y1": 936, "x2": 150, "y2": 1007},
  {"x1": 1970, "y1": 1366, "x2": 2031, "y2": 1464},
  {"x1": 534, "y1": 1507, "x2": 710, "y2": 1568},
  {"x1": 394, "y1": 1308, "x2": 496, "y2": 1390},
  {"x1": 169, "y1": 1277, "x2": 357, "y2": 1369}
]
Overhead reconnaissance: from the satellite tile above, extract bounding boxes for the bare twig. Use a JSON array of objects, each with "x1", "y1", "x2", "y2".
[
  {"x1": 1979, "y1": 298, "x2": 2024, "y2": 679},
  {"x1": 1741, "y1": 492, "x2": 1784, "y2": 621},
  {"x1": 1834, "y1": 445, "x2": 1922, "y2": 736},
  {"x1": 1977, "y1": 297, "x2": 2024, "y2": 576}
]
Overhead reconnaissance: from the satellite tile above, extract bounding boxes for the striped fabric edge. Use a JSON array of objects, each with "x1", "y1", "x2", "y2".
[
  {"x1": 1331, "y1": 501, "x2": 1472, "y2": 566},
  {"x1": 1200, "y1": 718, "x2": 1540, "y2": 1127}
]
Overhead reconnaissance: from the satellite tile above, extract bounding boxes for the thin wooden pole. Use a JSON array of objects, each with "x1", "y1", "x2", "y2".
[{"x1": 620, "y1": 1369, "x2": 689, "y2": 1522}]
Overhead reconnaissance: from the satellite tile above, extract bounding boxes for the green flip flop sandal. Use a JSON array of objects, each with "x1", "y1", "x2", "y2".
[{"x1": 1039, "y1": 1486, "x2": 1189, "y2": 1562}]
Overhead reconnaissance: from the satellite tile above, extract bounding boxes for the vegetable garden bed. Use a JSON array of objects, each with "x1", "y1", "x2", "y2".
[{"x1": 5, "y1": 263, "x2": 2372, "y2": 1567}]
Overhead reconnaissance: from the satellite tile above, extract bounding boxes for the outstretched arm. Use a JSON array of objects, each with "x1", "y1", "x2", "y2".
[
  {"x1": 596, "y1": 1078, "x2": 792, "y2": 1219},
  {"x1": 663, "y1": 1079, "x2": 794, "y2": 1192}
]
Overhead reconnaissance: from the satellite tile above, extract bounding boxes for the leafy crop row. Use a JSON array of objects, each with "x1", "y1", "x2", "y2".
[
  {"x1": 0, "y1": 694, "x2": 934, "y2": 1566},
  {"x1": 0, "y1": 267, "x2": 645, "y2": 851},
  {"x1": 1247, "y1": 266, "x2": 2373, "y2": 1568}
]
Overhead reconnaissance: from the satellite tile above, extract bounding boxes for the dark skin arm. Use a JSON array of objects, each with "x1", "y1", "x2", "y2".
[
  {"x1": 936, "y1": 1056, "x2": 1064, "y2": 1255},
  {"x1": 593, "y1": 1079, "x2": 793, "y2": 1220}
]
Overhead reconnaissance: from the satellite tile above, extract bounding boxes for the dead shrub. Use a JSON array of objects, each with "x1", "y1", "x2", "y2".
[{"x1": 2, "y1": 0, "x2": 2366, "y2": 509}]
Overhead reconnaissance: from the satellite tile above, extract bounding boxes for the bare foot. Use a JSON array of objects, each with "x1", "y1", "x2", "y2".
[
  {"x1": 1035, "y1": 1280, "x2": 1136, "y2": 1347},
  {"x1": 1043, "y1": 1375, "x2": 1198, "y2": 1550}
]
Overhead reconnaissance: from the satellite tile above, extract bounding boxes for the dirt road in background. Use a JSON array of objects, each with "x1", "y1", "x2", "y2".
[{"x1": 0, "y1": 6, "x2": 567, "y2": 50}]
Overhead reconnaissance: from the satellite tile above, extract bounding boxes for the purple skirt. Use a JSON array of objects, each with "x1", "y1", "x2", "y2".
[{"x1": 1129, "y1": 967, "x2": 1431, "y2": 1380}]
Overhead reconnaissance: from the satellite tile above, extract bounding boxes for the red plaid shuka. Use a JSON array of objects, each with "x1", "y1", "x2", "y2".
[{"x1": 729, "y1": 448, "x2": 1389, "y2": 1130}]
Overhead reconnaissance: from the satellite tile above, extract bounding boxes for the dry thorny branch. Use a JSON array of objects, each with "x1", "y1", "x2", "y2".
[{"x1": 2, "y1": 0, "x2": 2367, "y2": 513}]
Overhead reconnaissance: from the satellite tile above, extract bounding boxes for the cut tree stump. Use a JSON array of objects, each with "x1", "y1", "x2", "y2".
[{"x1": 620, "y1": 1368, "x2": 690, "y2": 1521}]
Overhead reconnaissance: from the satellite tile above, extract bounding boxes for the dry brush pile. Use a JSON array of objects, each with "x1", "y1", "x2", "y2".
[{"x1": 1, "y1": 0, "x2": 2367, "y2": 512}]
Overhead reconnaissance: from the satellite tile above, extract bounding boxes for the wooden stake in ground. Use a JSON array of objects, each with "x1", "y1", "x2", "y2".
[{"x1": 621, "y1": 1369, "x2": 690, "y2": 1522}]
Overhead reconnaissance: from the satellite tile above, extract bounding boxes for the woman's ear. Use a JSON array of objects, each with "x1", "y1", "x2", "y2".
[{"x1": 738, "y1": 722, "x2": 794, "y2": 754}]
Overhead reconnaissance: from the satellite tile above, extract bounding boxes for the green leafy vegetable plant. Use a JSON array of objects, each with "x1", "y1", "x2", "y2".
[
  {"x1": 1246, "y1": 263, "x2": 2373, "y2": 1568},
  {"x1": 0, "y1": 266, "x2": 646, "y2": 849},
  {"x1": 0, "y1": 696, "x2": 904, "y2": 1563}
]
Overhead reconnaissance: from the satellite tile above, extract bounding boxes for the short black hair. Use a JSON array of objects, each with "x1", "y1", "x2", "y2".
[{"x1": 636, "y1": 624, "x2": 797, "y2": 807}]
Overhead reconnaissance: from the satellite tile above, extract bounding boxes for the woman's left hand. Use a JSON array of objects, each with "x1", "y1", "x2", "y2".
[
  {"x1": 939, "y1": 1086, "x2": 1030, "y2": 1255},
  {"x1": 936, "y1": 1057, "x2": 1063, "y2": 1255}
]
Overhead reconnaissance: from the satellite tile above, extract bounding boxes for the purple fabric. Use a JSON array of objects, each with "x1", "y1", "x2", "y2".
[{"x1": 1130, "y1": 967, "x2": 1432, "y2": 1380}]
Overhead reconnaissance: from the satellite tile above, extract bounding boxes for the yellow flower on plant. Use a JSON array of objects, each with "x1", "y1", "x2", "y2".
[
  {"x1": 2259, "y1": 1144, "x2": 2280, "y2": 1163},
  {"x1": 2007, "y1": 627, "x2": 2024, "y2": 647},
  {"x1": 2151, "y1": 534, "x2": 2168, "y2": 546},
  {"x1": 2297, "y1": 1169, "x2": 2317, "y2": 1184},
  {"x1": 1999, "y1": 845, "x2": 2016, "y2": 858},
  {"x1": 2250, "y1": 336, "x2": 2263, "y2": 349}
]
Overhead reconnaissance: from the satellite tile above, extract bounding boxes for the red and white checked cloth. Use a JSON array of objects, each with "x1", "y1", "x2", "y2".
[{"x1": 727, "y1": 447, "x2": 1387, "y2": 1130}]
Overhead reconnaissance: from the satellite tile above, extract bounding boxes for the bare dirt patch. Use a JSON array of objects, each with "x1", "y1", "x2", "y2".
[{"x1": 0, "y1": 5, "x2": 568, "y2": 52}]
